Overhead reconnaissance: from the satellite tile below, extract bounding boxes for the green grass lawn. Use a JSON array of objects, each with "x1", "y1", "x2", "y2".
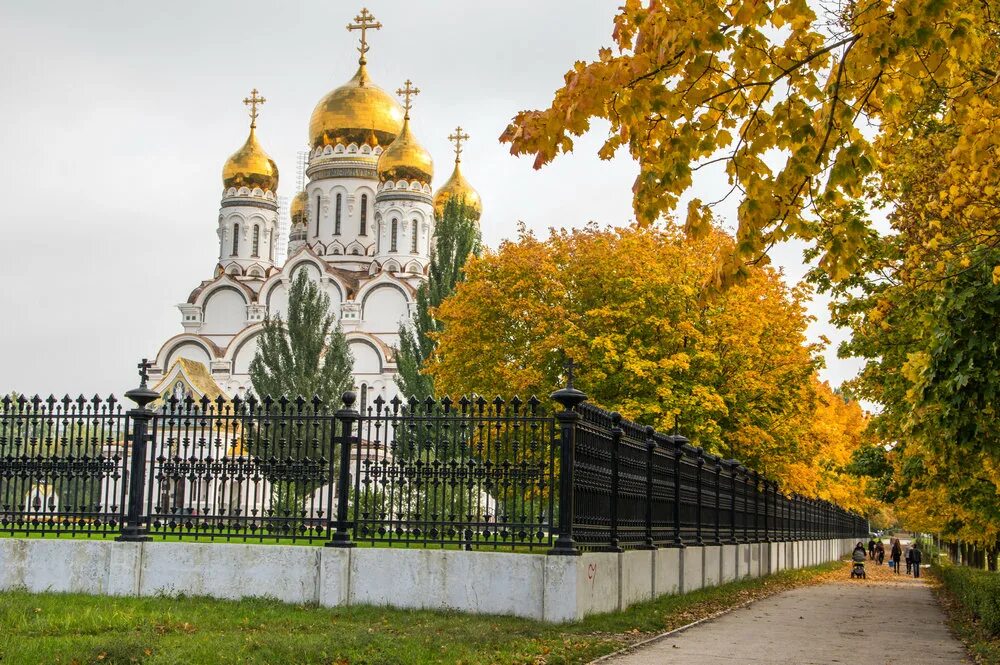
[{"x1": 0, "y1": 561, "x2": 841, "y2": 665}]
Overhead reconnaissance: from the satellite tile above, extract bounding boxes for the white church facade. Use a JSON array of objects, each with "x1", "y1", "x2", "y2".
[{"x1": 147, "y1": 8, "x2": 482, "y2": 407}]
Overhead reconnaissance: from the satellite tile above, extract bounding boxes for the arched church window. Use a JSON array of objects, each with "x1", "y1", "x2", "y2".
[
  {"x1": 315, "y1": 195, "x2": 321, "y2": 237},
  {"x1": 269, "y1": 232, "x2": 275, "y2": 261},
  {"x1": 360, "y1": 194, "x2": 368, "y2": 235},
  {"x1": 410, "y1": 220, "x2": 418, "y2": 253},
  {"x1": 390, "y1": 218, "x2": 398, "y2": 252},
  {"x1": 232, "y1": 223, "x2": 240, "y2": 256},
  {"x1": 360, "y1": 384, "x2": 368, "y2": 414},
  {"x1": 335, "y1": 193, "x2": 342, "y2": 235},
  {"x1": 252, "y1": 225, "x2": 260, "y2": 257}
]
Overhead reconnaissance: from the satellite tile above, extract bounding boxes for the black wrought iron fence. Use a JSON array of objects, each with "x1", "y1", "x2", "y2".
[
  {"x1": 349, "y1": 394, "x2": 556, "y2": 549},
  {"x1": 0, "y1": 360, "x2": 868, "y2": 550},
  {"x1": 0, "y1": 394, "x2": 130, "y2": 538},
  {"x1": 146, "y1": 394, "x2": 337, "y2": 543}
]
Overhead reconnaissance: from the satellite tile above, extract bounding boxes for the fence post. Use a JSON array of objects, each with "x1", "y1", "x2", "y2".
[
  {"x1": 608, "y1": 412, "x2": 623, "y2": 552},
  {"x1": 752, "y1": 470, "x2": 760, "y2": 542},
  {"x1": 643, "y1": 426, "x2": 656, "y2": 549},
  {"x1": 712, "y1": 457, "x2": 722, "y2": 545},
  {"x1": 669, "y1": 436, "x2": 686, "y2": 547},
  {"x1": 117, "y1": 359, "x2": 157, "y2": 543},
  {"x1": 548, "y1": 365, "x2": 586, "y2": 556},
  {"x1": 327, "y1": 391, "x2": 358, "y2": 548},
  {"x1": 694, "y1": 452, "x2": 705, "y2": 546},
  {"x1": 729, "y1": 462, "x2": 739, "y2": 543}
]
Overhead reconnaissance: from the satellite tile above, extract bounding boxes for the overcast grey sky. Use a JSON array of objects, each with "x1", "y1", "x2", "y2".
[{"x1": 0, "y1": 1, "x2": 861, "y2": 397}]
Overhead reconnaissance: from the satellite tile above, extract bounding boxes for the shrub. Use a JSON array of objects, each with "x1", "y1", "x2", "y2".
[{"x1": 938, "y1": 565, "x2": 1000, "y2": 636}]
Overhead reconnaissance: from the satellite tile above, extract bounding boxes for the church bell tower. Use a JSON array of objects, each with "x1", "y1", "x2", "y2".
[{"x1": 217, "y1": 89, "x2": 280, "y2": 279}]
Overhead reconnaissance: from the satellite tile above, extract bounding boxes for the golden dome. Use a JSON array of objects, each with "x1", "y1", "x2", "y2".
[
  {"x1": 434, "y1": 161, "x2": 482, "y2": 220},
  {"x1": 377, "y1": 117, "x2": 433, "y2": 185},
  {"x1": 290, "y1": 190, "x2": 309, "y2": 225},
  {"x1": 222, "y1": 127, "x2": 279, "y2": 193},
  {"x1": 309, "y1": 64, "x2": 405, "y2": 149}
]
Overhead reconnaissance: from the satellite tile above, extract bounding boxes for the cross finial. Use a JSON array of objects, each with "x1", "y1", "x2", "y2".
[
  {"x1": 137, "y1": 358, "x2": 152, "y2": 389},
  {"x1": 347, "y1": 7, "x2": 382, "y2": 65},
  {"x1": 396, "y1": 80, "x2": 420, "y2": 119},
  {"x1": 564, "y1": 357, "x2": 577, "y2": 389},
  {"x1": 448, "y1": 126, "x2": 470, "y2": 163},
  {"x1": 242, "y1": 88, "x2": 266, "y2": 129}
]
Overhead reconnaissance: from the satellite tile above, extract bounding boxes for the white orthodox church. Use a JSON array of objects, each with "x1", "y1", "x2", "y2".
[{"x1": 146, "y1": 9, "x2": 482, "y2": 407}]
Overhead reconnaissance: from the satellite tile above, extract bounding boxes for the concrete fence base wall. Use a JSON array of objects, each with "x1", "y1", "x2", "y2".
[{"x1": 0, "y1": 537, "x2": 857, "y2": 623}]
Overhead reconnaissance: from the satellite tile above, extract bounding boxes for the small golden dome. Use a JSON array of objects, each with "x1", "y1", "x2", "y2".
[
  {"x1": 290, "y1": 190, "x2": 309, "y2": 225},
  {"x1": 377, "y1": 117, "x2": 433, "y2": 185},
  {"x1": 434, "y1": 161, "x2": 482, "y2": 221},
  {"x1": 222, "y1": 127, "x2": 279, "y2": 193},
  {"x1": 309, "y1": 64, "x2": 405, "y2": 149}
]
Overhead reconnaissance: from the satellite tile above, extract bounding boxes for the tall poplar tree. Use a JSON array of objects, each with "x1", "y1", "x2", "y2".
[
  {"x1": 250, "y1": 268, "x2": 354, "y2": 408},
  {"x1": 396, "y1": 198, "x2": 481, "y2": 400},
  {"x1": 249, "y1": 268, "x2": 354, "y2": 514}
]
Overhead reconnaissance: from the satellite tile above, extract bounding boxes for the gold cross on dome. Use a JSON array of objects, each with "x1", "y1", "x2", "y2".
[
  {"x1": 242, "y1": 88, "x2": 266, "y2": 129},
  {"x1": 396, "y1": 80, "x2": 420, "y2": 118},
  {"x1": 448, "y1": 126, "x2": 470, "y2": 162},
  {"x1": 347, "y1": 8, "x2": 382, "y2": 65}
]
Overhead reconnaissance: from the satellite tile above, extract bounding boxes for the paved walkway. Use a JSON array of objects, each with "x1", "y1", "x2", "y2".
[{"x1": 606, "y1": 564, "x2": 968, "y2": 664}]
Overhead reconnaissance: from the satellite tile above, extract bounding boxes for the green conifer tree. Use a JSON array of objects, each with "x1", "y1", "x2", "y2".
[
  {"x1": 249, "y1": 268, "x2": 354, "y2": 517},
  {"x1": 249, "y1": 268, "x2": 354, "y2": 406},
  {"x1": 396, "y1": 198, "x2": 481, "y2": 400}
]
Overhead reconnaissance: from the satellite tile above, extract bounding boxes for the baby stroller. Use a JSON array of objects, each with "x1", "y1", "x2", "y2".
[{"x1": 851, "y1": 548, "x2": 867, "y2": 579}]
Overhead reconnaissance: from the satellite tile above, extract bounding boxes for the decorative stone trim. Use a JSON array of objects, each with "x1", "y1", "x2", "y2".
[
  {"x1": 220, "y1": 199, "x2": 278, "y2": 211},
  {"x1": 308, "y1": 166, "x2": 378, "y2": 180}
]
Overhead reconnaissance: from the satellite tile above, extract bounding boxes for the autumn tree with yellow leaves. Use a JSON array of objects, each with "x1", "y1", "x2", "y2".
[
  {"x1": 501, "y1": 0, "x2": 1000, "y2": 288},
  {"x1": 427, "y1": 224, "x2": 873, "y2": 510}
]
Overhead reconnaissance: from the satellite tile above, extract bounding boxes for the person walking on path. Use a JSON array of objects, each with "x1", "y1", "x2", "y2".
[
  {"x1": 891, "y1": 539, "x2": 902, "y2": 574},
  {"x1": 868, "y1": 537, "x2": 877, "y2": 560},
  {"x1": 911, "y1": 542, "x2": 923, "y2": 578},
  {"x1": 905, "y1": 543, "x2": 914, "y2": 574},
  {"x1": 875, "y1": 540, "x2": 885, "y2": 565}
]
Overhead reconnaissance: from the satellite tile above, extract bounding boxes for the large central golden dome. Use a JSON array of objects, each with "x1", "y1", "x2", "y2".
[
  {"x1": 309, "y1": 64, "x2": 405, "y2": 149},
  {"x1": 222, "y1": 127, "x2": 278, "y2": 193}
]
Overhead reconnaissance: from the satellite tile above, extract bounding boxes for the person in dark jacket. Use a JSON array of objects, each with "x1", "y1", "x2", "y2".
[
  {"x1": 868, "y1": 538, "x2": 877, "y2": 559},
  {"x1": 905, "y1": 544, "x2": 914, "y2": 573},
  {"x1": 911, "y1": 543, "x2": 922, "y2": 578},
  {"x1": 891, "y1": 539, "x2": 903, "y2": 574},
  {"x1": 875, "y1": 540, "x2": 885, "y2": 565}
]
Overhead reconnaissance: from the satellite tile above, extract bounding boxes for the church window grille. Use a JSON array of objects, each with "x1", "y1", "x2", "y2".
[
  {"x1": 360, "y1": 194, "x2": 368, "y2": 235},
  {"x1": 360, "y1": 384, "x2": 368, "y2": 414},
  {"x1": 315, "y1": 196, "x2": 321, "y2": 237},
  {"x1": 390, "y1": 218, "x2": 398, "y2": 252},
  {"x1": 252, "y1": 225, "x2": 260, "y2": 257},
  {"x1": 411, "y1": 220, "x2": 418, "y2": 253},
  {"x1": 334, "y1": 193, "x2": 342, "y2": 235},
  {"x1": 232, "y1": 223, "x2": 240, "y2": 256}
]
